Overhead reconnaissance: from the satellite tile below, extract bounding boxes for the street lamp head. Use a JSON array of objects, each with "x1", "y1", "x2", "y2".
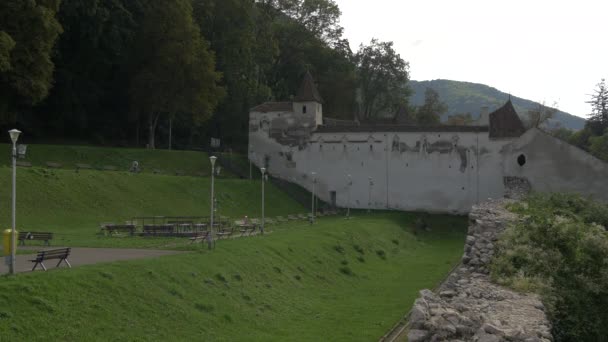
[
  {"x1": 8, "y1": 129, "x2": 21, "y2": 144},
  {"x1": 209, "y1": 156, "x2": 217, "y2": 167},
  {"x1": 260, "y1": 167, "x2": 266, "y2": 174}
]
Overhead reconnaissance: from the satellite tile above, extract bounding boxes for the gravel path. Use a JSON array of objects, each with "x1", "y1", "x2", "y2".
[{"x1": 0, "y1": 247, "x2": 185, "y2": 273}]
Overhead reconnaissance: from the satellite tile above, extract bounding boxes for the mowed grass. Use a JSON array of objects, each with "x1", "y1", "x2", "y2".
[
  {"x1": 0, "y1": 213, "x2": 466, "y2": 341},
  {"x1": 0, "y1": 143, "x2": 215, "y2": 176},
  {"x1": 0, "y1": 166, "x2": 305, "y2": 248}
]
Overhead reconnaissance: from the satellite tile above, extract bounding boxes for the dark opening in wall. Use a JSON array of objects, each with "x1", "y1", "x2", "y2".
[
  {"x1": 303, "y1": 105, "x2": 307, "y2": 114},
  {"x1": 370, "y1": 145, "x2": 373, "y2": 151},
  {"x1": 517, "y1": 154, "x2": 526, "y2": 166}
]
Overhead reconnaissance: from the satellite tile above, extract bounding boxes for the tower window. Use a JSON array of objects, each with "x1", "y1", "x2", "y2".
[
  {"x1": 303, "y1": 105, "x2": 307, "y2": 114},
  {"x1": 517, "y1": 154, "x2": 526, "y2": 166}
]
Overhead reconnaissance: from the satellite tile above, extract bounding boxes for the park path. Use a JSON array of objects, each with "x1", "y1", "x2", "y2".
[{"x1": 0, "y1": 247, "x2": 185, "y2": 274}]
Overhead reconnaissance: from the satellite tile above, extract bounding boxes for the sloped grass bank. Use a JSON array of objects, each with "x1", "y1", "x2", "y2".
[
  {"x1": 0, "y1": 143, "x2": 214, "y2": 176},
  {"x1": 0, "y1": 167, "x2": 305, "y2": 247},
  {"x1": 0, "y1": 213, "x2": 466, "y2": 341}
]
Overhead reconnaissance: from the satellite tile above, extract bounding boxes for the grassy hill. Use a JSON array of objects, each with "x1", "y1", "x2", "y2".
[
  {"x1": 0, "y1": 144, "x2": 214, "y2": 176},
  {"x1": 0, "y1": 213, "x2": 467, "y2": 341},
  {"x1": 0, "y1": 166, "x2": 305, "y2": 247},
  {"x1": 410, "y1": 79, "x2": 586, "y2": 130}
]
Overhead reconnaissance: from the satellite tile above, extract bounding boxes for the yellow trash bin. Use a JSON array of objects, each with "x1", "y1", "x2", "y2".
[{"x1": 3, "y1": 229, "x2": 18, "y2": 256}]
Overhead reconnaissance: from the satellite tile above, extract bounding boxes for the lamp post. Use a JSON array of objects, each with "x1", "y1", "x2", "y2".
[
  {"x1": 311, "y1": 172, "x2": 316, "y2": 224},
  {"x1": 368, "y1": 176, "x2": 374, "y2": 213},
  {"x1": 8, "y1": 129, "x2": 20, "y2": 275},
  {"x1": 208, "y1": 156, "x2": 217, "y2": 249},
  {"x1": 346, "y1": 174, "x2": 352, "y2": 219},
  {"x1": 260, "y1": 167, "x2": 266, "y2": 235}
]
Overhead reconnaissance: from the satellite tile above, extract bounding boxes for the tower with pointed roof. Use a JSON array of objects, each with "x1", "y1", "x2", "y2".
[{"x1": 293, "y1": 71, "x2": 324, "y2": 127}]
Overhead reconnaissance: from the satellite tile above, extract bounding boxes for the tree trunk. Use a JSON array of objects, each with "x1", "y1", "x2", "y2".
[
  {"x1": 168, "y1": 118, "x2": 172, "y2": 150},
  {"x1": 148, "y1": 113, "x2": 160, "y2": 149}
]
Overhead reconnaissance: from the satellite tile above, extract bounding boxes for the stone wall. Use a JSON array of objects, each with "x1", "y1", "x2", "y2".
[{"x1": 407, "y1": 200, "x2": 553, "y2": 342}]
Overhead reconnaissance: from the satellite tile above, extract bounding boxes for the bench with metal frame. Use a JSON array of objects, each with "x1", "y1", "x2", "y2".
[
  {"x1": 18, "y1": 232, "x2": 53, "y2": 246},
  {"x1": 30, "y1": 248, "x2": 71, "y2": 271}
]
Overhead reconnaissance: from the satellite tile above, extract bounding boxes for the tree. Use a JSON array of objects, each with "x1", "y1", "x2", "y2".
[
  {"x1": 0, "y1": 31, "x2": 15, "y2": 73},
  {"x1": 258, "y1": 0, "x2": 343, "y2": 45},
  {"x1": 446, "y1": 112, "x2": 473, "y2": 126},
  {"x1": 355, "y1": 39, "x2": 410, "y2": 121},
  {"x1": 589, "y1": 130, "x2": 608, "y2": 161},
  {"x1": 587, "y1": 79, "x2": 608, "y2": 135},
  {"x1": 0, "y1": 0, "x2": 63, "y2": 122},
  {"x1": 415, "y1": 87, "x2": 446, "y2": 125},
  {"x1": 129, "y1": 0, "x2": 224, "y2": 149},
  {"x1": 526, "y1": 101, "x2": 557, "y2": 129}
]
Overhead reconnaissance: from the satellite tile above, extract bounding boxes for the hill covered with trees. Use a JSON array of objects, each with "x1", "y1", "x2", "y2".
[{"x1": 410, "y1": 79, "x2": 586, "y2": 130}]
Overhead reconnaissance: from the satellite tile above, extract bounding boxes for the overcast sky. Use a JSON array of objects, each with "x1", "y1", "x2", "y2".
[{"x1": 334, "y1": 0, "x2": 608, "y2": 117}]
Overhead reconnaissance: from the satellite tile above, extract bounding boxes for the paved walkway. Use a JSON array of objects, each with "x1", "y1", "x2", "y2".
[{"x1": 0, "y1": 247, "x2": 184, "y2": 273}]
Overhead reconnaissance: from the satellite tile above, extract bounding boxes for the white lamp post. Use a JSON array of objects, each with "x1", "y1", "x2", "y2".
[
  {"x1": 346, "y1": 174, "x2": 352, "y2": 219},
  {"x1": 368, "y1": 176, "x2": 374, "y2": 213},
  {"x1": 260, "y1": 167, "x2": 266, "y2": 234},
  {"x1": 311, "y1": 172, "x2": 316, "y2": 224},
  {"x1": 8, "y1": 129, "x2": 20, "y2": 275},
  {"x1": 208, "y1": 156, "x2": 217, "y2": 249}
]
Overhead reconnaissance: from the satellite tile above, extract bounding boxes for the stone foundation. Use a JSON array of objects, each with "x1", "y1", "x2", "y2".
[{"x1": 407, "y1": 200, "x2": 553, "y2": 342}]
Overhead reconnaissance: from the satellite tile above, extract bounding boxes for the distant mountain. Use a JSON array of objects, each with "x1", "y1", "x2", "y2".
[{"x1": 409, "y1": 79, "x2": 586, "y2": 130}]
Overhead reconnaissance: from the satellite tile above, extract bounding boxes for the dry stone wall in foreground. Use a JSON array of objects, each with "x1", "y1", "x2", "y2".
[{"x1": 407, "y1": 199, "x2": 553, "y2": 342}]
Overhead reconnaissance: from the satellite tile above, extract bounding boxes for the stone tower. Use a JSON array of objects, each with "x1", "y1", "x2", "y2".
[{"x1": 293, "y1": 71, "x2": 324, "y2": 127}]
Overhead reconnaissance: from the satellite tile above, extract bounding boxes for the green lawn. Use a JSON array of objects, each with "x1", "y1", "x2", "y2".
[
  {"x1": 0, "y1": 213, "x2": 467, "y2": 341},
  {"x1": 0, "y1": 143, "x2": 217, "y2": 177},
  {"x1": 0, "y1": 166, "x2": 305, "y2": 248}
]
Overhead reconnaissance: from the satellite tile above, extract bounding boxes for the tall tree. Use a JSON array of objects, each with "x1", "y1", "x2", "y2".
[
  {"x1": 415, "y1": 87, "x2": 446, "y2": 125},
  {"x1": 129, "y1": 0, "x2": 224, "y2": 149},
  {"x1": 587, "y1": 78, "x2": 608, "y2": 135},
  {"x1": 355, "y1": 39, "x2": 410, "y2": 121},
  {"x1": 0, "y1": 31, "x2": 15, "y2": 73},
  {"x1": 526, "y1": 101, "x2": 557, "y2": 129},
  {"x1": 0, "y1": 0, "x2": 63, "y2": 122},
  {"x1": 258, "y1": 0, "x2": 343, "y2": 45}
]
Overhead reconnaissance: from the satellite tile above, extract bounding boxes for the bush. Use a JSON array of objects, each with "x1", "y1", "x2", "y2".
[{"x1": 493, "y1": 194, "x2": 608, "y2": 341}]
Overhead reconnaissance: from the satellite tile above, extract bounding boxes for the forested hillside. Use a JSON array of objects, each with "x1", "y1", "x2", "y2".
[
  {"x1": 410, "y1": 80, "x2": 586, "y2": 130},
  {"x1": 0, "y1": 0, "x2": 414, "y2": 151}
]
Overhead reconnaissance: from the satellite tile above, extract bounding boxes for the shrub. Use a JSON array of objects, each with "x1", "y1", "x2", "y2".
[
  {"x1": 339, "y1": 266, "x2": 353, "y2": 276},
  {"x1": 333, "y1": 245, "x2": 345, "y2": 254},
  {"x1": 493, "y1": 193, "x2": 608, "y2": 341},
  {"x1": 353, "y1": 244, "x2": 365, "y2": 254},
  {"x1": 375, "y1": 249, "x2": 386, "y2": 260}
]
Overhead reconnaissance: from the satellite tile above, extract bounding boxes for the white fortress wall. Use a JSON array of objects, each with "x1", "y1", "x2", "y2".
[{"x1": 504, "y1": 128, "x2": 608, "y2": 201}]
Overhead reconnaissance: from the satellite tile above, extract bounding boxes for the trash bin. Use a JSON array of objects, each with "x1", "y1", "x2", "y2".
[{"x1": 3, "y1": 229, "x2": 17, "y2": 256}]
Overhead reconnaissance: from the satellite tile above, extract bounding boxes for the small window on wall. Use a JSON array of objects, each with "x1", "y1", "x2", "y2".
[
  {"x1": 517, "y1": 154, "x2": 526, "y2": 166},
  {"x1": 303, "y1": 105, "x2": 307, "y2": 114}
]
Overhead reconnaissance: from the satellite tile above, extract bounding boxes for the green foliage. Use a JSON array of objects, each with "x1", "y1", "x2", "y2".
[
  {"x1": 355, "y1": 39, "x2": 410, "y2": 120},
  {"x1": 491, "y1": 193, "x2": 608, "y2": 341},
  {"x1": 587, "y1": 79, "x2": 608, "y2": 133},
  {"x1": 0, "y1": 0, "x2": 63, "y2": 119},
  {"x1": 589, "y1": 131, "x2": 608, "y2": 162},
  {"x1": 0, "y1": 31, "x2": 15, "y2": 73},
  {"x1": 415, "y1": 87, "x2": 446, "y2": 125},
  {"x1": 129, "y1": 0, "x2": 224, "y2": 149}
]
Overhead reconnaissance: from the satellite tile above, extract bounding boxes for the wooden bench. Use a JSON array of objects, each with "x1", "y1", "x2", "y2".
[
  {"x1": 101, "y1": 224, "x2": 136, "y2": 236},
  {"x1": 46, "y1": 162, "x2": 62, "y2": 168},
  {"x1": 16, "y1": 161, "x2": 32, "y2": 167},
  {"x1": 18, "y1": 232, "x2": 53, "y2": 246},
  {"x1": 75, "y1": 163, "x2": 93, "y2": 170},
  {"x1": 276, "y1": 216, "x2": 288, "y2": 223},
  {"x1": 102, "y1": 165, "x2": 118, "y2": 171},
  {"x1": 237, "y1": 224, "x2": 257, "y2": 237},
  {"x1": 30, "y1": 248, "x2": 71, "y2": 271},
  {"x1": 297, "y1": 214, "x2": 308, "y2": 220},
  {"x1": 189, "y1": 231, "x2": 210, "y2": 244},
  {"x1": 216, "y1": 227, "x2": 233, "y2": 239},
  {"x1": 287, "y1": 215, "x2": 298, "y2": 221}
]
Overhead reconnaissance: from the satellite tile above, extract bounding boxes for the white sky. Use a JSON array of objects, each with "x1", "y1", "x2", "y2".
[{"x1": 334, "y1": 0, "x2": 608, "y2": 117}]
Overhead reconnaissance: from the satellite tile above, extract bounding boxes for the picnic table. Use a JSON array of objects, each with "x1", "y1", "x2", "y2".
[{"x1": 101, "y1": 224, "x2": 136, "y2": 236}]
